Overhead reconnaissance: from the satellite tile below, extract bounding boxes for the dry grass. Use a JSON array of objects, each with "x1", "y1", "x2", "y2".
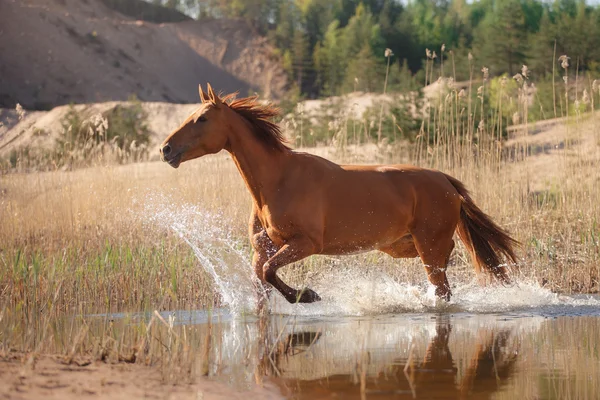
[
  {"x1": 1, "y1": 54, "x2": 600, "y2": 398},
  {"x1": 1, "y1": 117, "x2": 599, "y2": 357}
]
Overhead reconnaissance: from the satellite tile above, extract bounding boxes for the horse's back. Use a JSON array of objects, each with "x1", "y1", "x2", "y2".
[
  {"x1": 292, "y1": 154, "x2": 460, "y2": 213},
  {"x1": 334, "y1": 162, "x2": 463, "y2": 230},
  {"x1": 337, "y1": 163, "x2": 458, "y2": 198}
]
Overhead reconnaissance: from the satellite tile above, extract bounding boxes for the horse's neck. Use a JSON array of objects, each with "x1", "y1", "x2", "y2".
[{"x1": 225, "y1": 116, "x2": 288, "y2": 208}]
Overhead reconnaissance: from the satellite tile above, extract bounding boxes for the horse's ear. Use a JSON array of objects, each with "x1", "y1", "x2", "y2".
[
  {"x1": 199, "y1": 85, "x2": 210, "y2": 103},
  {"x1": 206, "y1": 83, "x2": 222, "y2": 106}
]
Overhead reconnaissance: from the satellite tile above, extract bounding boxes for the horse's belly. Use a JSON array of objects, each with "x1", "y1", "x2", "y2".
[
  {"x1": 319, "y1": 242, "x2": 376, "y2": 255},
  {"x1": 319, "y1": 225, "x2": 407, "y2": 255}
]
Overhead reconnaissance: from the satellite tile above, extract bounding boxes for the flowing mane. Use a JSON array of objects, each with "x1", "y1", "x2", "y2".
[{"x1": 223, "y1": 94, "x2": 290, "y2": 152}]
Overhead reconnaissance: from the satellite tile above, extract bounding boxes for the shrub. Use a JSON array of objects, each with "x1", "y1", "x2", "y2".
[{"x1": 3, "y1": 99, "x2": 151, "y2": 172}]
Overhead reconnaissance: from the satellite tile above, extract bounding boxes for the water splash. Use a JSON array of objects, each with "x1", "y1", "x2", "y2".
[
  {"x1": 142, "y1": 197, "x2": 600, "y2": 317},
  {"x1": 269, "y1": 269, "x2": 600, "y2": 316},
  {"x1": 143, "y1": 194, "x2": 259, "y2": 314}
]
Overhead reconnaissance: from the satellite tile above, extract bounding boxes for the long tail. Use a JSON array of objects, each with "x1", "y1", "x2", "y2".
[{"x1": 444, "y1": 174, "x2": 519, "y2": 282}]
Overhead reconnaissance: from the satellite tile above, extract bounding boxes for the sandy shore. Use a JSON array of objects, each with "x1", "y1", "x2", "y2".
[{"x1": 0, "y1": 352, "x2": 282, "y2": 400}]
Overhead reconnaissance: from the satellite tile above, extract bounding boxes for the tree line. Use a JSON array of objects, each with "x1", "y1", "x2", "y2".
[{"x1": 152, "y1": 0, "x2": 600, "y2": 98}]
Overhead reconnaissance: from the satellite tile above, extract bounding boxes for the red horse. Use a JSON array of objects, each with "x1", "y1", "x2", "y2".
[{"x1": 160, "y1": 84, "x2": 518, "y2": 304}]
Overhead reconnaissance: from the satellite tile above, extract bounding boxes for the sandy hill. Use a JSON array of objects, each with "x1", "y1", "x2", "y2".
[
  {"x1": 0, "y1": 92, "x2": 395, "y2": 156},
  {"x1": 0, "y1": 0, "x2": 287, "y2": 110},
  {"x1": 0, "y1": 101, "x2": 200, "y2": 156}
]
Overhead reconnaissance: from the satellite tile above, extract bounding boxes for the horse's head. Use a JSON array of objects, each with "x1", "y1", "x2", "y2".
[{"x1": 160, "y1": 84, "x2": 229, "y2": 168}]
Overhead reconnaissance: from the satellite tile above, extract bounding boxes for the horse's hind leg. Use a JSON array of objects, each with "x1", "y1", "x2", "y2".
[{"x1": 412, "y1": 229, "x2": 456, "y2": 301}]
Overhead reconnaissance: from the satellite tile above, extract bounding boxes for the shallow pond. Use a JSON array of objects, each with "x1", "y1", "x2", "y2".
[{"x1": 101, "y1": 290, "x2": 600, "y2": 400}]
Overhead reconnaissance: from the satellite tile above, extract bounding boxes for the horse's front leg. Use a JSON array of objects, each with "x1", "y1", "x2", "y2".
[
  {"x1": 251, "y1": 229, "x2": 277, "y2": 313},
  {"x1": 263, "y1": 238, "x2": 321, "y2": 304},
  {"x1": 252, "y1": 248, "x2": 271, "y2": 314},
  {"x1": 249, "y1": 209, "x2": 277, "y2": 311}
]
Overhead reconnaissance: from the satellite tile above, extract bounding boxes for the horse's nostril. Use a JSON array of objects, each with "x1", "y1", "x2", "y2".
[{"x1": 162, "y1": 144, "x2": 171, "y2": 156}]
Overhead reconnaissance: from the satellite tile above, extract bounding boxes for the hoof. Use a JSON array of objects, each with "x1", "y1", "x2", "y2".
[
  {"x1": 294, "y1": 288, "x2": 321, "y2": 304},
  {"x1": 435, "y1": 287, "x2": 452, "y2": 302}
]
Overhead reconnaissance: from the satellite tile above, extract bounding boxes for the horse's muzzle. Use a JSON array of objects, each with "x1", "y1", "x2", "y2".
[
  {"x1": 159, "y1": 143, "x2": 181, "y2": 168},
  {"x1": 165, "y1": 154, "x2": 182, "y2": 168},
  {"x1": 160, "y1": 143, "x2": 182, "y2": 168}
]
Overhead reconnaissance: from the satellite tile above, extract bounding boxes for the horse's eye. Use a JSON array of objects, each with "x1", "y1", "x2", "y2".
[{"x1": 197, "y1": 116, "x2": 207, "y2": 122}]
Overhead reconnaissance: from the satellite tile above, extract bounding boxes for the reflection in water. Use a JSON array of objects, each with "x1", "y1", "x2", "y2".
[
  {"x1": 87, "y1": 306, "x2": 600, "y2": 399},
  {"x1": 260, "y1": 316, "x2": 519, "y2": 399}
]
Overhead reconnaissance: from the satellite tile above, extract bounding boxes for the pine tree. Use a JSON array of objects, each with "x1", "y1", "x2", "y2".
[
  {"x1": 473, "y1": 0, "x2": 528, "y2": 76},
  {"x1": 315, "y1": 20, "x2": 344, "y2": 95},
  {"x1": 528, "y1": 10, "x2": 556, "y2": 76},
  {"x1": 344, "y1": 44, "x2": 382, "y2": 92},
  {"x1": 292, "y1": 29, "x2": 310, "y2": 90}
]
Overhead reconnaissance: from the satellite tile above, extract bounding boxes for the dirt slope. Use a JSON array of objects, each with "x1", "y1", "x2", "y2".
[
  {"x1": 0, "y1": 101, "x2": 200, "y2": 156},
  {"x1": 0, "y1": 93, "x2": 390, "y2": 156},
  {"x1": 0, "y1": 0, "x2": 287, "y2": 110}
]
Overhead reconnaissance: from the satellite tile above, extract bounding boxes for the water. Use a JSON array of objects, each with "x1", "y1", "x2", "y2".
[
  {"x1": 138, "y1": 199, "x2": 600, "y2": 398},
  {"x1": 100, "y1": 305, "x2": 600, "y2": 399}
]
